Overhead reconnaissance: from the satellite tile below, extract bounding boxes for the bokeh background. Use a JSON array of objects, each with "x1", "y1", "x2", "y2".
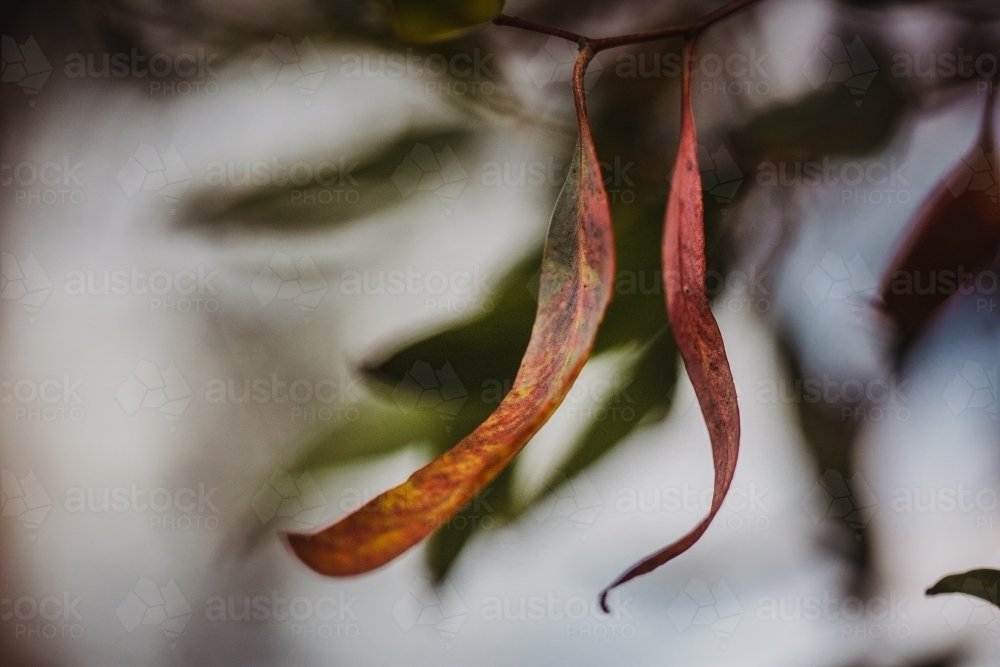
[{"x1": 2, "y1": 0, "x2": 1000, "y2": 665}]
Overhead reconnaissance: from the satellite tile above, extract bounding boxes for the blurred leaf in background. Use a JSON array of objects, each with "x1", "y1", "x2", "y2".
[
  {"x1": 390, "y1": 0, "x2": 505, "y2": 43},
  {"x1": 928, "y1": 569, "x2": 1000, "y2": 608}
]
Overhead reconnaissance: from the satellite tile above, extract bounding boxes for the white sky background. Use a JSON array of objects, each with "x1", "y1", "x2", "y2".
[{"x1": 2, "y1": 1, "x2": 1000, "y2": 665}]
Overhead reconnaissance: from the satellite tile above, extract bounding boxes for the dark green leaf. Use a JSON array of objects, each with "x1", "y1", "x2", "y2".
[{"x1": 927, "y1": 569, "x2": 1000, "y2": 607}]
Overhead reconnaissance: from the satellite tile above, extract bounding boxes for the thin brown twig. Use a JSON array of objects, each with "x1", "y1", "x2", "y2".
[
  {"x1": 493, "y1": 0, "x2": 764, "y2": 52},
  {"x1": 493, "y1": 14, "x2": 585, "y2": 46},
  {"x1": 591, "y1": 0, "x2": 763, "y2": 51}
]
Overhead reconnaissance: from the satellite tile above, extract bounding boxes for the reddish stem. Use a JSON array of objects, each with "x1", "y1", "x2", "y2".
[{"x1": 572, "y1": 46, "x2": 595, "y2": 127}]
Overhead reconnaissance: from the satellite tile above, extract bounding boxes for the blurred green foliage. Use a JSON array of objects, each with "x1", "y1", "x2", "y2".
[{"x1": 390, "y1": 0, "x2": 505, "y2": 42}]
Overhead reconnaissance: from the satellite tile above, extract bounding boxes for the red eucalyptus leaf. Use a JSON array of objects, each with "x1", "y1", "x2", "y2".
[
  {"x1": 600, "y1": 40, "x2": 740, "y2": 612},
  {"x1": 880, "y1": 93, "x2": 1000, "y2": 339},
  {"x1": 287, "y1": 47, "x2": 614, "y2": 577}
]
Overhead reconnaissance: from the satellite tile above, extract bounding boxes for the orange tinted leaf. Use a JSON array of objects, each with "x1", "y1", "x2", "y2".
[
  {"x1": 600, "y1": 40, "x2": 740, "y2": 612},
  {"x1": 880, "y1": 94, "x2": 1000, "y2": 341},
  {"x1": 287, "y1": 48, "x2": 614, "y2": 577}
]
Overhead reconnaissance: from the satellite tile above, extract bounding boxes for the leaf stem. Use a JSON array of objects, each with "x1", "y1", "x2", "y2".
[{"x1": 572, "y1": 45, "x2": 595, "y2": 128}]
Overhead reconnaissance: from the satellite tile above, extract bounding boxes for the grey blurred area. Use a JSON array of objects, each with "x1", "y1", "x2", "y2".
[{"x1": 2, "y1": 0, "x2": 1000, "y2": 666}]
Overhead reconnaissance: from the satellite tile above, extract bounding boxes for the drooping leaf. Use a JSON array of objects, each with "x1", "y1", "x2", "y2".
[
  {"x1": 927, "y1": 569, "x2": 1000, "y2": 607},
  {"x1": 287, "y1": 47, "x2": 615, "y2": 576},
  {"x1": 390, "y1": 0, "x2": 505, "y2": 43},
  {"x1": 880, "y1": 92, "x2": 1000, "y2": 351},
  {"x1": 600, "y1": 40, "x2": 740, "y2": 611}
]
